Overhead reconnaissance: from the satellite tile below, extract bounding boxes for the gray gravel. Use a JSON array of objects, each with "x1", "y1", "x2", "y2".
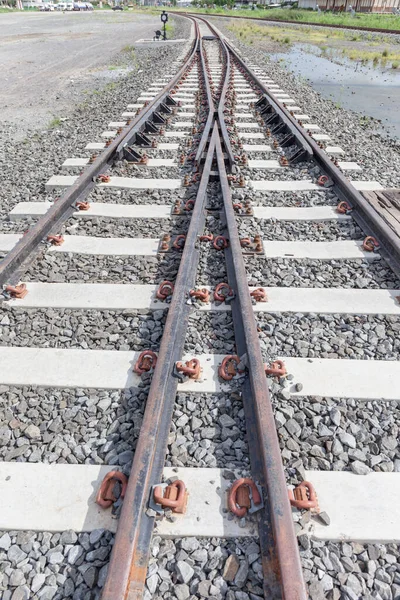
[
  {"x1": 233, "y1": 189, "x2": 338, "y2": 208},
  {"x1": 0, "y1": 385, "x2": 147, "y2": 473},
  {"x1": 300, "y1": 540, "x2": 400, "y2": 600},
  {"x1": 0, "y1": 529, "x2": 113, "y2": 600},
  {"x1": 86, "y1": 187, "x2": 194, "y2": 206},
  {"x1": 25, "y1": 254, "x2": 181, "y2": 284},
  {"x1": 244, "y1": 257, "x2": 400, "y2": 289},
  {"x1": 69, "y1": 216, "x2": 188, "y2": 239},
  {"x1": 257, "y1": 313, "x2": 400, "y2": 361},
  {"x1": 0, "y1": 307, "x2": 167, "y2": 351},
  {"x1": 269, "y1": 389, "x2": 400, "y2": 480},
  {"x1": 165, "y1": 392, "x2": 249, "y2": 470},
  {"x1": 239, "y1": 218, "x2": 362, "y2": 242},
  {"x1": 146, "y1": 536, "x2": 263, "y2": 599}
]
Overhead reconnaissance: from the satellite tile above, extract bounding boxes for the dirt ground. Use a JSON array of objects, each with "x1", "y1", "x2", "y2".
[{"x1": 0, "y1": 11, "x2": 161, "y2": 139}]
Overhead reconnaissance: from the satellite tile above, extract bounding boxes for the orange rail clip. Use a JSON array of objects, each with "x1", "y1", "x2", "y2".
[
  {"x1": 96, "y1": 471, "x2": 128, "y2": 509},
  {"x1": 133, "y1": 350, "x2": 157, "y2": 376},
  {"x1": 228, "y1": 478, "x2": 262, "y2": 517},
  {"x1": 289, "y1": 481, "x2": 319, "y2": 512}
]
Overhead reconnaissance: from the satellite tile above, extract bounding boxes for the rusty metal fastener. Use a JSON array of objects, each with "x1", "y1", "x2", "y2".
[
  {"x1": 160, "y1": 234, "x2": 171, "y2": 251},
  {"x1": 184, "y1": 200, "x2": 195, "y2": 211},
  {"x1": 250, "y1": 288, "x2": 267, "y2": 302},
  {"x1": 228, "y1": 478, "x2": 262, "y2": 517},
  {"x1": 172, "y1": 235, "x2": 186, "y2": 250},
  {"x1": 153, "y1": 480, "x2": 188, "y2": 514},
  {"x1": 264, "y1": 360, "x2": 287, "y2": 377},
  {"x1": 156, "y1": 280, "x2": 174, "y2": 300},
  {"x1": 363, "y1": 236, "x2": 379, "y2": 252},
  {"x1": 75, "y1": 201, "x2": 90, "y2": 211},
  {"x1": 214, "y1": 282, "x2": 234, "y2": 303},
  {"x1": 199, "y1": 234, "x2": 214, "y2": 243},
  {"x1": 175, "y1": 358, "x2": 201, "y2": 380},
  {"x1": 218, "y1": 355, "x2": 244, "y2": 381},
  {"x1": 47, "y1": 235, "x2": 64, "y2": 246},
  {"x1": 189, "y1": 288, "x2": 210, "y2": 303},
  {"x1": 96, "y1": 471, "x2": 128, "y2": 509},
  {"x1": 279, "y1": 156, "x2": 289, "y2": 166},
  {"x1": 4, "y1": 284, "x2": 28, "y2": 300},
  {"x1": 98, "y1": 174, "x2": 111, "y2": 183},
  {"x1": 133, "y1": 350, "x2": 158, "y2": 376},
  {"x1": 288, "y1": 481, "x2": 319, "y2": 511},
  {"x1": 317, "y1": 175, "x2": 329, "y2": 186},
  {"x1": 213, "y1": 236, "x2": 229, "y2": 251},
  {"x1": 337, "y1": 201, "x2": 351, "y2": 214}
]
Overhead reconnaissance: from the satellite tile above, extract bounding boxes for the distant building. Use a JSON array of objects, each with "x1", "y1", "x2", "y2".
[{"x1": 298, "y1": 0, "x2": 400, "y2": 11}]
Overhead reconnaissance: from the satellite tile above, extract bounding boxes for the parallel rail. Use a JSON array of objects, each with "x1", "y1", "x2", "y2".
[
  {"x1": 3, "y1": 11, "x2": 399, "y2": 600},
  {"x1": 102, "y1": 15, "x2": 307, "y2": 600}
]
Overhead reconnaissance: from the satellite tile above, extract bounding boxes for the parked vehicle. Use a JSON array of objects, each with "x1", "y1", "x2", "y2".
[
  {"x1": 66, "y1": 2, "x2": 74, "y2": 9},
  {"x1": 112, "y1": 4, "x2": 124, "y2": 9},
  {"x1": 56, "y1": 2, "x2": 67, "y2": 9}
]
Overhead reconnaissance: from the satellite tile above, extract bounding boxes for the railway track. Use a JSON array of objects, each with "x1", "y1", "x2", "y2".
[{"x1": 0, "y1": 13, "x2": 400, "y2": 600}]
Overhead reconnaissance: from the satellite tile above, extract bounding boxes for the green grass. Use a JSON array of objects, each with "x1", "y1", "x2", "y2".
[
  {"x1": 226, "y1": 20, "x2": 400, "y2": 67},
  {"x1": 48, "y1": 117, "x2": 61, "y2": 128},
  {"x1": 169, "y1": 6, "x2": 400, "y2": 32}
]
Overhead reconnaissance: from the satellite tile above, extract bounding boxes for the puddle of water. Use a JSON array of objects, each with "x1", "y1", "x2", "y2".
[{"x1": 270, "y1": 46, "x2": 400, "y2": 139}]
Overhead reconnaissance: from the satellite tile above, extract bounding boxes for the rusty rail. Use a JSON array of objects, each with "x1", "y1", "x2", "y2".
[
  {"x1": 101, "y1": 15, "x2": 309, "y2": 600},
  {"x1": 100, "y1": 23, "x2": 220, "y2": 599},
  {"x1": 215, "y1": 124, "x2": 307, "y2": 599},
  {"x1": 223, "y1": 37, "x2": 400, "y2": 277}
]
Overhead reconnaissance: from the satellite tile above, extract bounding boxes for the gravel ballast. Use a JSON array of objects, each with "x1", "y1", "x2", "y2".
[{"x1": 0, "y1": 385, "x2": 147, "y2": 472}]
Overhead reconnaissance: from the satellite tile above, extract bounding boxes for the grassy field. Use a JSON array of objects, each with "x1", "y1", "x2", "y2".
[
  {"x1": 169, "y1": 7, "x2": 400, "y2": 32},
  {"x1": 227, "y1": 19, "x2": 400, "y2": 67}
]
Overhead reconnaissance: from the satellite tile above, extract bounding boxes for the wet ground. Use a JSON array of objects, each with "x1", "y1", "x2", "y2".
[{"x1": 271, "y1": 45, "x2": 400, "y2": 139}]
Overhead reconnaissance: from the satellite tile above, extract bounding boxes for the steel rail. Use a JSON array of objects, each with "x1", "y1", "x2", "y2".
[
  {"x1": 214, "y1": 125, "x2": 307, "y2": 599},
  {"x1": 100, "y1": 34, "x2": 218, "y2": 600},
  {"x1": 0, "y1": 23, "x2": 199, "y2": 289},
  {"x1": 176, "y1": 10, "x2": 400, "y2": 36},
  {"x1": 223, "y1": 39, "x2": 400, "y2": 277},
  {"x1": 195, "y1": 29, "x2": 216, "y2": 164},
  {"x1": 189, "y1": 17, "x2": 307, "y2": 596}
]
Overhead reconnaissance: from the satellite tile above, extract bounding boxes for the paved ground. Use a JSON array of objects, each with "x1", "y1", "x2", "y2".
[{"x1": 0, "y1": 11, "x2": 160, "y2": 138}]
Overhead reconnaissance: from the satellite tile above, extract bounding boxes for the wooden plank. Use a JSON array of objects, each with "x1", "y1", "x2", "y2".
[{"x1": 362, "y1": 190, "x2": 400, "y2": 237}]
